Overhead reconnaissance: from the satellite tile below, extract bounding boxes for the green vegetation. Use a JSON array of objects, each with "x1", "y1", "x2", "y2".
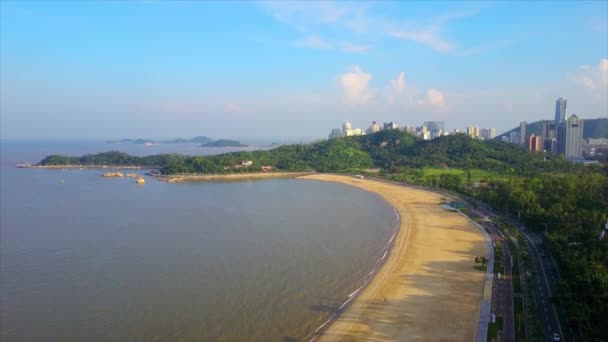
[
  {"x1": 487, "y1": 316, "x2": 504, "y2": 342},
  {"x1": 43, "y1": 130, "x2": 570, "y2": 174},
  {"x1": 203, "y1": 139, "x2": 248, "y2": 147},
  {"x1": 38, "y1": 151, "x2": 184, "y2": 167},
  {"x1": 38, "y1": 130, "x2": 608, "y2": 338},
  {"x1": 474, "y1": 255, "x2": 488, "y2": 271}
]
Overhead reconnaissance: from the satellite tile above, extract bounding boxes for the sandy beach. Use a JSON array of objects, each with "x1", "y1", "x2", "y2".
[
  {"x1": 301, "y1": 174, "x2": 488, "y2": 342},
  {"x1": 156, "y1": 172, "x2": 313, "y2": 182}
]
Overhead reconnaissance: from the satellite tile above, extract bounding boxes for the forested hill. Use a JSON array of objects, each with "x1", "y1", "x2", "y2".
[{"x1": 39, "y1": 130, "x2": 568, "y2": 175}]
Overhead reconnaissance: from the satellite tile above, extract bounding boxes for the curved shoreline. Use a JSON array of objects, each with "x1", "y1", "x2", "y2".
[
  {"x1": 299, "y1": 174, "x2": 488, "y2": 341},
  {"x1": 156, "y1": 172, "x2": 313, "y2": 182},
  {"x1": 308, "y1": 208, "x2": 401, "y2": 342}
]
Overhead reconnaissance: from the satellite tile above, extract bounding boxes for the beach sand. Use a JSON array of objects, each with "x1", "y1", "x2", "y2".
[{"x1": 300, "y1": 174, "x2": 488, "y2": 342}]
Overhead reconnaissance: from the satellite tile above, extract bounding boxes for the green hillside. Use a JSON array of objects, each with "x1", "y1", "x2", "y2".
[{"x1": 40, "y1": 130, "x2": 567, "y2": 175}]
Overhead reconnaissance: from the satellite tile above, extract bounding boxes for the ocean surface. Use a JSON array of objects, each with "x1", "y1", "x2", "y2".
[{"x1": 0, "y1": 140, "x2": 398, "y2": 341}]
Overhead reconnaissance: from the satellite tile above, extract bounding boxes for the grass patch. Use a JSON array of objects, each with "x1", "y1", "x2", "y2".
[
  {"x1": 487, "y1": 316, "x2": 504, "y2": 342},
  {"x1": 514, "y1": 296, "x2": 527, "y2": 340}
]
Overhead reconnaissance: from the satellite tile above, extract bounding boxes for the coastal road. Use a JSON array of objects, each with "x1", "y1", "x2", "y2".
[
  {"x1": 366, "y1": 179, "x2": 563, "y2": 341},
  {"x1": 473, "y1": 203, "x2": 567, "y2": 342},
  {"x1": 468, "y1": 207, "x2": 515, "y2": 342}
]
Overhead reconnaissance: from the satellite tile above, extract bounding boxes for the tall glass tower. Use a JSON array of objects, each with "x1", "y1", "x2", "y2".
[{"x1": 555, "y1": 97, "x2": 567, "y2": 127}]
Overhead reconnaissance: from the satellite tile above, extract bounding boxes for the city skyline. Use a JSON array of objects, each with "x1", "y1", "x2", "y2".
[{"x1": 1, "y1": 1, "x2": 607, "y2": 140}]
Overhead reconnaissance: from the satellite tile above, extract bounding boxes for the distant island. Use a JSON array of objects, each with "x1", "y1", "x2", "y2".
[
  {"x1": 203, "y1": 139, "x2": 247, "y2": 147},
  {"x1": 106, "y1": 136, "x2": 213, "y2": 145}
]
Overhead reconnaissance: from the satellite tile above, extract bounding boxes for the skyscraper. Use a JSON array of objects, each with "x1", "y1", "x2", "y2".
[
  {"x1": 557, "y1": 114, "x2": 583, "y2": 159},
  {"x1": 519, "y1": 121, "x2": 527, "y2": 146},
  {"x1": 555, "y1": 97, "x2": 567, "y2": 128},
  {"x1": 541, "y1": 120, "x2": 556, "y2": 139}
]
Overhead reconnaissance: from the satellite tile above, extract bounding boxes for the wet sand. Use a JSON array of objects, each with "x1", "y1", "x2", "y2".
[{"x1": 300, "y1": 174, "x2": 488, "y2": 342}]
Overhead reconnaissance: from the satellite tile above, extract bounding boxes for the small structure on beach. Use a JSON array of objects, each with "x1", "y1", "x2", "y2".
[{"x1": 236, "y1": 160, "x2": 253, "y2": 168}]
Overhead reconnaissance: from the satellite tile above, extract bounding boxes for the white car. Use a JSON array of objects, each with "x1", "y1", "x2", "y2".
[{"x1": 552, "y1": 333, "x2": 561, "y2": 341}]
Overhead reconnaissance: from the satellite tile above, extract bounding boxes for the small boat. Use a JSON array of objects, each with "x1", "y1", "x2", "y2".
[
  {"x1": 136, "y1": 177, "x2": 145, "y2": 184},
  {"x1": 104, "y1": 172, "x2": 124, "y2": 177}
]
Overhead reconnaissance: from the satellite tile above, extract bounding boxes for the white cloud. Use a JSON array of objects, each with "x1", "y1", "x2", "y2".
[
  {"x1": 295, "y1": 35, "x2": 330, "y2": 49},
  {"x1": 390, "y1": 72, "x2": 406, "y2": 92},
  {"x1": 385, "y1": 72, "x2": 407, "y2": 104},
  {"x1": 390, "y1": 29, "x2": 453, "y2": 53},
  {"x1": 294, "y1": 37, "x2": 370, "y2": 53},
  {"x1": 382, "y1": 71, "x2": 447, "y2": 109},
  {"x1": 339, "y1": 66, "x2": 374, "y2": 105},
  {"x1": 340, "y1": 43, "x2": 369, "y2": 54},
  {"x1": 426, "y1": 88, "x2": 446, "y2": 108},
  {"x1": 261, "y1": 2, "x2": 515, "y2": 56},
  {"x1": 574, "y1": 58, "x2": 608, "y2": 90}
]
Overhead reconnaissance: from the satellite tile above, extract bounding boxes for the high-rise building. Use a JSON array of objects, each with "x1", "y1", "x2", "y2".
[
  {"x1": 402, "y1": 125, "x2": 416, "y2": 134},
  {"x1": 480, "y1": 128, "x2": 496, "y2": 140},
  {"x1": 541, "y1": 120, "x2": 556, "y2": 140},
  {"x1": 328, "y1": 128, "x2": 343, "y2": 139},
  {"x1": 367, "y1": 121, "x2": 381, "y2": 134},
  {"x1": 509, "y1": 131, "x2": 520, "y2": 144},
  {"x1": 544, "y1": 138, "x2": 557, "y2": 153},
  {"x1": 383, "y1": 122, "x2": 399, "y2": 130},
  {"x1": 527, "y1": 134, "x2": 543, "y2": 152},
  {"x1": 555, "y1": 97, "x2": 567, "y2": 128},
  {"x1": 557, "y1": 114, "x2": 583, "y2": 159},
  {"x1": 423, "y1": 121, "x2": 444, "y2": 132},
  {"x1": 519, "y1": 121, "x2": 527, "y2": 146},
  {"x1": 466, "y1": 125, "x2": 480, "y2": 138}
]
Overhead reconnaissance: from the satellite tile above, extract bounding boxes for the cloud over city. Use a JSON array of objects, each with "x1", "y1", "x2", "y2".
[{"x1": 339, "y1": 66, "x2": 374, "y2": 105}]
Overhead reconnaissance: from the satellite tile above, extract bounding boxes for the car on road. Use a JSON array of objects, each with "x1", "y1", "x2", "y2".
[{"x1": 552, "y1": 332, "x2": 561, "y2": 341}]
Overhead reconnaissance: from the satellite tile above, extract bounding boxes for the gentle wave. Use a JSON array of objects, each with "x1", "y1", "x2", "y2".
[{"x1": 309, "y1": 205, "x2": 401, "y2": 341}]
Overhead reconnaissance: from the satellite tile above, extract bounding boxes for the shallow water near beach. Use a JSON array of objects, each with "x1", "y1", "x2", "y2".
[{"x1": 1, "y1": 141, "x2": 397, "y2": 341}]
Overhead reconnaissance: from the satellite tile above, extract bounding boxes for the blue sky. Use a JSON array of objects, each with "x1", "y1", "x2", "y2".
[{"x1": 1, "y1": 1, "x2": 606, "y2": 140}]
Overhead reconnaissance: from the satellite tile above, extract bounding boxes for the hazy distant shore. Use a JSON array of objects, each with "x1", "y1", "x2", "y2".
[
  {"x1": 16, "y1": 164, "x2": 153, "y2": 170},
  {"x1": 156, "y1": 172, "x2": 314, "y2": 182},
  {"x1": 299, "y1": 174, "x2": 488, "y2": 341}
]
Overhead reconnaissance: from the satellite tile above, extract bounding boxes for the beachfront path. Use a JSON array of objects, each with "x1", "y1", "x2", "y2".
[{"x1": 301, "y1": 175, "x2": 488, "y2": 342}]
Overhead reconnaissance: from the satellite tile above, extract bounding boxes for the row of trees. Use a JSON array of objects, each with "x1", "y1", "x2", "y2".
[
  {"x1": 39, "y1": 151, "x2": 184, "y2": 167},
  {"x1": 477, "y1": 172, "x2": 608, "y2": 339}
]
